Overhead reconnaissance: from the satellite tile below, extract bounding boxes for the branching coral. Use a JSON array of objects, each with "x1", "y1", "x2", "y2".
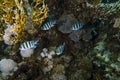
[
  {"x1": 0, "y1": 0, "x2": 49, "y2": 45},
  {"x1": 96, "y1": 1, "x2": 120, "y2": 18},
  {"x1": 0, "y1": 0, "x2": 16, "y2": 41},
  {"x1": 86, "y1": 1, "x2": 120, "y2": 21},
  {"x1": 2, "y1": 8, "x2": 14, "y2": 25},
  {"x1": 0, "y1": 0, "x2": 16, "y2": 8},
  {"x1": 31, "y1": 0, "x2": 49, "y2": 24},
  {"x1": 2, "y1": 0, "x2": 26, "y2": 45}
]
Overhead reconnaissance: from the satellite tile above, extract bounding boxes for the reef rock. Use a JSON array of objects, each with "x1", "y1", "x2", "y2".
[{"x1": 58, "y1": 13, "x2": 77, "y2": 33}]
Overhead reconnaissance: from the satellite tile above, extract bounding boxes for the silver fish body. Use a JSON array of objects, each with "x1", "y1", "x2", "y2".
[
  {"x1": 55, "y1": 42, "x2": 65, "y2": 55},
  {"x1": 41, "y1": 20, "x2": 56, "y2": 30},
  {"x1": 19, "y1": 40, "x2": 39, "y2": 50},
  {"x1": 71, "y1": 22, "x2": 84, "y2": 30}
]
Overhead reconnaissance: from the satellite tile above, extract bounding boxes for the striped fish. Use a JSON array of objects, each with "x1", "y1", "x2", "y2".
[
  {"x1": 41, "y1": 20, "x2": 56, "y2": 30},
  {"x1": 55, "y1": 42, "x2": 65, "y2": 55},
  {"x1": 71, "y1": 22, "x2": 84, "y2": 30},
  {"x1": 19, "y1": 40, "x2": 39, "y2": 50}
]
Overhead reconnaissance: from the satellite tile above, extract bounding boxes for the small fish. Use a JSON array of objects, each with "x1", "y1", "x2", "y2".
[
  {"x1": 71, "y1": 22, "x2": 84, "y2": 30},
  {"x1": 19, "y1": 40, "x2": 39, "y2": 50},
  {"x1": 55, "y1": 42, "x2": 65, "y2": 55},
  {"x1": 41, "y1": 20, "x2": 56, "y2": 30}
]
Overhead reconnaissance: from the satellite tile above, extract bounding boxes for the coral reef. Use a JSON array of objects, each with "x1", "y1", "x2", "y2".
[
  {"x1": 0, "y1": 0, "x2": 120, "y2": 80},
  {"x1": 0, "y1": 0, "x2": 49, "y2": 45},
  {"x1": 31, "y1": 0, "x2": 49, "y2": 25}
]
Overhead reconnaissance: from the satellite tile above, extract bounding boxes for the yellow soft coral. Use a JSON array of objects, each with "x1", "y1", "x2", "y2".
[
  {"x1": 8, "y1": 0, "x2": 27, "y2": 44},
  {"x1": 2, "y1": 0, "x2": 27, "y2": 45},
  {"x1": 1, "y1": 0, "x2": 49, "y2": 44},
  {"x1": 3, "y1": 12, "x2": 26, "y2": 45},
  {"x1": 0, "y1": 0, "x2": 16, "y2": 8},
  {"x1": 10, "y1": 9, "x2": 26, "y2": 44},
  {"x1": 2, "y1": 8, "x2": 14, "y2": 24},
  {"x1": 0, "y1": 0, "x2": 16, "y2": 41},
  {"x1": 33, "y1": 0, "x2": 43, "y2": 9},
  {"x1": 12, "y1": 10, "x2": 26, "y2": 33},
  {"x1": 31, "y1": 0, "x2": 49, "y2": 24}
]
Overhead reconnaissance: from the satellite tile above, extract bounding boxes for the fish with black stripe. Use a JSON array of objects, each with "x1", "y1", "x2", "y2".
[
  {"x1": 41, "y1": 20, "x2": 56, "y2": 30},
  {"x1": 55, "y1": 42, "x2": 65, "y2": 55},
  {"x1": 71, "y1": 22, "x2": 84, "y2": 31},
  {"x1": 19, "y1": 40, "x2": 39, "y2": 50}
]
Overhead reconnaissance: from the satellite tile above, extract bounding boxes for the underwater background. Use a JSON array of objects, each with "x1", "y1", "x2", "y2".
[{"x1": 0, "y1": 0, "x2": 120, "y2": 80}]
